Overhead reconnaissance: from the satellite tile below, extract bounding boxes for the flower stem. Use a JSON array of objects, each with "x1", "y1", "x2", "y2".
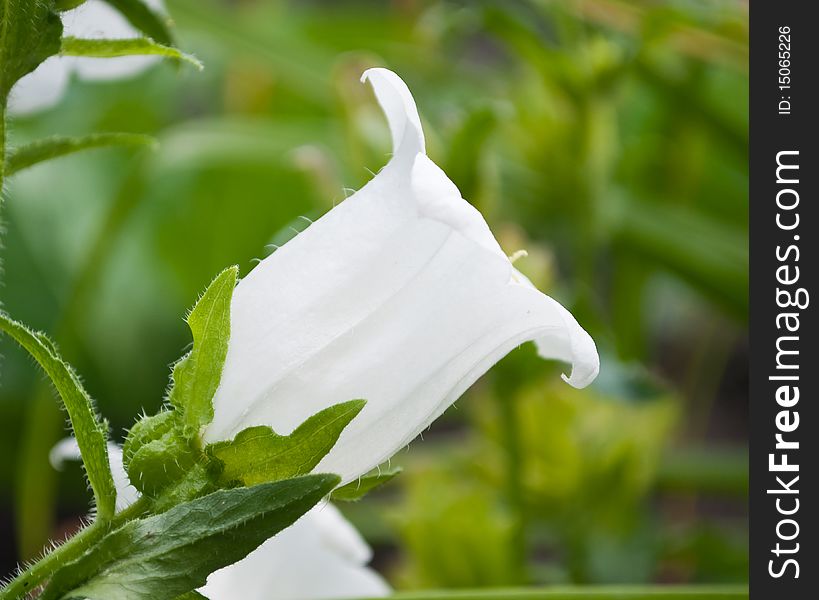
[{"x1": 0, "y1": 497, "x2": 151, "y2": 600}]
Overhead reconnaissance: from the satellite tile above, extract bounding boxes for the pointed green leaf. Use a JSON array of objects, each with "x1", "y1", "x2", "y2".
[
  {"x1": 169, "y1": 267, "x2": 237, "y2": 433},
  {"x1": 0, "y1": 0, "x2": 63, "y2": 99},
  {"x1": 332, "y1": 466, "x2": 402, "y2": 502},
  {"x1": 5, "y1": 133, "x2": 156, "y2": 176},
  {"x1": 0, "y1": 312, "x2": 116, "y2": 520},
  {"x1": 55, "y1": 1, "x2": 87, "y2": 10},
  {"x1": 209, "y1": 400, "x2": 366, "y2": 486},
  {"x1": 173, "y1": 593, "x2": 209, "y2": 600},
  {"x1": 61, "y1": 37, "x2": 202, "y2": 70},
  {"x1": 42, "y1": 474, "x2": 340, "y2": 600},
  {"x1": 101, "y1": 0, "x2": 173, "y2": 46}
]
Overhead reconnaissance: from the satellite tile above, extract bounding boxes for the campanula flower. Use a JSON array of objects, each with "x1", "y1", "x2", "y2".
[{"x1": 202, "y1": 68, "x2": 599, "y2": 484}]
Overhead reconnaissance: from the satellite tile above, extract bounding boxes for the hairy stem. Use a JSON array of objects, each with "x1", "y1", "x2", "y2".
[{"x1": 0, "y1": 497, "x2": 151, "y2": 600}]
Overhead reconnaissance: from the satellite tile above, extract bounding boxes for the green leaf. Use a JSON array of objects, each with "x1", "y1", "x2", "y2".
[
  {"x1": 55, "y1": 1, "x2": 87, "y2": 10},
  {"x1": 209, "y1": 399, "x2": 366, "y2": 486},
  {"x1": 444, "y1": 106, "x2": 498, "y2": 203},
  {"x1": 0, "y1": 312, "x2": 116, "y2": 520},
  {"x1": 174, "y1": 593, "x2": 209, "y2": 600},
  {"x1": 169, "y1": 266, "x2": 237, "y2": 433},
  {"x1": 0, "y1": 0, "x2": 63, "y2": 99},
  {"x1": 332, "y1": 466, "x2": 402, "y2": 502},
  {"x1": 5, "y1": 133, "x2": 156, "y2": 176},
  {"x1": 42, "y1": 474, "x2": 340, "y2": 600},
  {"x1": 101, "y1": 0, "x2": 173, "y2": 46},
  {"x1": 61, "y1": 37, "x2": 203, "y2": 70}
]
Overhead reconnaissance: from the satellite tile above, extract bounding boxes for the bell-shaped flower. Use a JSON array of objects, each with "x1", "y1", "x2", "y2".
[
  {"x1": 200, "y1": 503, "x2": 390, "y2": 600},
  {"x1": 8, "y1": 0, "x2": 166, "y2": 115},
  {"x1": 202, "y1": 68, "x2": 599, "y2": 484},
  {"x1": 51, "y1": 439, "x2": 389, "y2": 600}
]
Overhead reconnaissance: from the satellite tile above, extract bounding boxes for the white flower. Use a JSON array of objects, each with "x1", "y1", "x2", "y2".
[
  {"x1": 8, "y1": 0, "x2": 165, "y2": 115},
  {"x1": 51, "y1": 439, "x2": 389, "y2": 600},
  {"x1": 200, "y1": 503, "x2": 390, "y2": 600},
  {"x1": 202, "y1": 68, "x2": 600, "y2": 485}
]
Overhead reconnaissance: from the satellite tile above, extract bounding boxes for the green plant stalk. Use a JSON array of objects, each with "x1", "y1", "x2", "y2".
[
  {"x1": 496, "y1": 393, "x2": 527, "y2": 583},
  {"x1": 357, "y1": 585, "x2": 749, "y2": 599},
  {"x1": 0, "y1": 496, "x2": 151, "y2": 600}
]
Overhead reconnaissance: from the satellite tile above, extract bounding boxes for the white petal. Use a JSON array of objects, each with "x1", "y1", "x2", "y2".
[
  {"x1": 203, "y1": 68, "x2": 599, "y2": 483},
  {"x1": 7, "y1": 57, "x2": 72, "y2": 115},
  {"x1": 50, "y1": 438, "x2": 140, "y2": 511},
  {"x1": 199, "y1": 503, "x2": 390, "y2": 600},
  {"x1": 361, "y1": 68, "x2": 425, "y2": 160},
  {"x1": 6, "y1": 0, "x2": 165, "y2": 115},
  {"x1": 62, "y1": 0, "x2": 140, "y2": 38}
]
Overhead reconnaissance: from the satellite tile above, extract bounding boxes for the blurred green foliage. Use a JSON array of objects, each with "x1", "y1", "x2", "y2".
[{"x1": 1, "y1": 0, "x2": 747, "y2": 590}]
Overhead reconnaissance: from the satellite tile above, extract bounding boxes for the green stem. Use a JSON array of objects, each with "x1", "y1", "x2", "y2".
[
  {"x1": 0, "y1": 497, "x2": 151, "y2": 600},
  {"x1": 496, "y1": 392, "x2": 527, "y2": 583},
  {"x1": 355, "y1": 585, "x2": 749, "y2": 600}
]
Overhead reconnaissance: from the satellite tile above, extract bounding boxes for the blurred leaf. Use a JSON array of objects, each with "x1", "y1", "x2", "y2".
[
  {"x1": 613, "y1": 201, "x2": 748, "y2": 318},
  {"x1": 14, "y1": 387, "x2": 64, "y2": 559},
  {"x1": 5, "y1": 133, "x2": 155, "y2": 176},
  {"x1": 61, "y1": 37, "x2": 202, "y2": 69},
  {"x1": 0, "y1": 312, "x2": 116, "y2": 520},
  {"x1": 151, "y1": 117, "x2": 336, "y2": 171},
  {"x1": 657, "y1": 447, "x2": 748, "y2": 496},
  {"x1": 332, "y1": 466, "x2": 402, "y2": 502},
  {"x1": 0, "y1": 0, "x2": 62, "y2": 99},
  {"x1": 168, "y1": 266, "x2": 237, "y2": 433},
  {"x1": 41, "y1": 474, "x2": 340, "y2": 600},
  {"x1": 209, "y1": 399, "x2": 365, "y2": 486},
  {"x1": 662, "y1": 526, "x2": 748, "y2": 584},
  {"x1": 444, "y1": 106, "x2": 498, "y2": 206},
  {"x1": 101, "y1": 0, "x2": 173, "y2": 46},
  {"x1": 394, "y1": 471, "x2": 523, "y2": 588}
]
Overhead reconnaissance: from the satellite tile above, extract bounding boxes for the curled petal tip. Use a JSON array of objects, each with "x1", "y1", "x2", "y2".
[
  {"x1": 561, "y1": 359, "x2": 600, "y2": 389},
  {"x1": 558, "y1": 333, "x2": 600, "y2": 389},
  {"x1": 361, "y1": 67, "x2": 425, "y2": 158}
]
